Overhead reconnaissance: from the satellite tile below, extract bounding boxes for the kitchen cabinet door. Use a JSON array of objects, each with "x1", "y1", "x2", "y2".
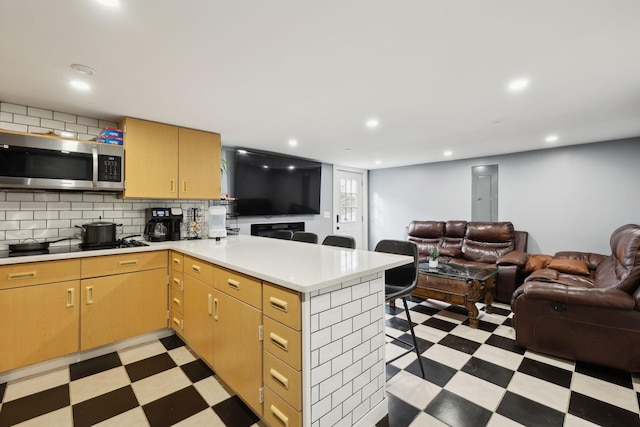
[
  {"x1": 182, "y1": 274, "x2": 214, "y2": 367},
  {"x1": 121, "y1": 117, "x2": 179, "y2": 198},
  {"x1": 213, "y1": 289, "x2": 263, "y2": 416},
  {"x1": 0, "y1": 281, "x2": 80, "y2": 372},
  {"x1": 178, "y1": 127, "x2": 221, "y2": 200},
  {"x1": 80, "y1": 269, "x2": 167, "y2": 350}
]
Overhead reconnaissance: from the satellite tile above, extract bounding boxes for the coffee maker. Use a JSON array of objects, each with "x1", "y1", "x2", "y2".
[{"x1": 144, "y1": 207, "x2": 183, "y2": 241}]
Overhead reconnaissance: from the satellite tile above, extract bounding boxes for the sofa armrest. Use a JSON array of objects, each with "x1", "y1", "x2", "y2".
[
  {"x1": 513, "y1": 281, "x2": 636, "y2": 310},
  {"x1": 497, "y1": 250, "x2": 527, "y2": 267},
  {"x1": 554, "y1": 251, "x2": 607, "y2": 270}
]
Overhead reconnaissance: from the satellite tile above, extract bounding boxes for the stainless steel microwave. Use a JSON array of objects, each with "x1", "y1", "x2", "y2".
[{"x1": 0, "y1": 132, "x2": 124, "y2": 192}]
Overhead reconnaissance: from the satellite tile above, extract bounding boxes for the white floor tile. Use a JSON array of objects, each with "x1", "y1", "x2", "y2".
[
  {"x1": 492, "y1": 324, "x2": 517, "y2": 339},
  {"x1": 444, "y1": 371, "x2": 505, "y2": 411},
  {"x1": 450, "y1": 324, "x2": 492, "y2": 343},
  {"x1": 386, "y1": 370, "x2": 441, "y2": 410},
  {"x1": 486, "y1": 412, "x2": 526, "y2": 426},
  {"x1": 70, "y1": 366, "x2": 131, "y2": 405},
  {"x1": 168, "y1": 345, "x2": 197, "y2": 366},
  {"x1": 131, "y1": 367, "x2": 192, "y2": 406},
  {"x1": 562, "y1": 413, "x2": 601, "y2": 427},
  {"x1": 4, "y1": 366, "x2": 69, "y2": 402},
  {"x1": 473, "y1": 344, "x2": 525, "y2": 371},
  {"x1": 523, "y1": 350, "x2": 575, "y2": 372},
  {"x1": 422, "y1": 343, "x2": 472, "y2": 370},
  {"x1": 173, "y1": 408, "x2": 226, "y2": 426},
  {"x1": 507, "y1": 372, "x2": 571, "y2": 412},
  {"x1": 412, "y1": 323, "x2": 447, "y2": 343},
  {"x1": 94, "y1": 407, "x2": 150, "y2": 427},
  {"x1": 434, "y1": 311, "x2": 467, "y2": 323},
  {"x1": 193, "y1": 376, "x2": 233, "y2": 406},
  {"x1": 409, "y1": 411, "x2": 449, "y2": 426},
  {"x1": 570, "y1": 372, "x2": 639, "y2": 413},
  {"x1": 118, "y1": 341, "x2": 167, "y2": 365},
  {"x1": 14, "y1": 406, "x2": 72, "y2": 427}
]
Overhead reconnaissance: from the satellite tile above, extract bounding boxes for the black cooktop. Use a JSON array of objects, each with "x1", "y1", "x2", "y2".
[{"x1": 0, "y1": 238, "x2": 149, "y2": 259}]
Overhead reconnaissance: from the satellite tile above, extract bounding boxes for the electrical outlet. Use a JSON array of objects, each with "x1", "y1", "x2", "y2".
[{"x1": 323, "y1": 211, "x2": 331, "y2": 219}]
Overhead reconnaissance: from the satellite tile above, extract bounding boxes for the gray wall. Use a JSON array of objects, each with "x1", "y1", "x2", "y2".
[
  {"x1": 368, "y1": 138, "x2": 640, "y2": 255},
  {"x1": 222, "y1": 147, "x2": 333, "y2": 240}
]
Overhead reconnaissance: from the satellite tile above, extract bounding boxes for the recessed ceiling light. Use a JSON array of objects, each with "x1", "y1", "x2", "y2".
[
  {"x1": 545, "y1": 135, "x2": 559, "y2": 143},
  {"x1": 366, "y1": 119, "x2": 379, "y2": 128},
  {"x1": 263, "y1": 165, "x2": 269, "y2": 169},
  {"x1": 70, "y1": 64, "x2": 95, "y2": 76},
  {"x1": 288, "y1": 165, "x2": 295, "y2": 170},
  {"x1": 95, "y1": 0, "x2": 119, "y2": 7},
  {"x1": 443, "y1": 150, "x2": 453, "y2": 157},
  {"x1": 508, "y1": 78, "x2": 529, "y2": 92},
  {"x1": 374, "y1": 160, "x2": 381, "y2": 165},
  {"x1": 70, "y1": 80, "x2": 90, "y2": 91},
  {"x1": 288, "y1": 139, "x2": 298, "y2": 147},
  {"x1": 344, "y1": 148, "x2": 353, "y2": 152}
]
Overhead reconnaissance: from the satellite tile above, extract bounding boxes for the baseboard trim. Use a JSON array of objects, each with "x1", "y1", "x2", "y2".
[{"x1": 354, "y1": 397, "x2": 388, "y2": 427}]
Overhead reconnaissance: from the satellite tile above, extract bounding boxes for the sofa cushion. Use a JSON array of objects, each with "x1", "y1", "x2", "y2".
[
  {"x1": 547, "y1": 258, "x2": 590, "y2": 276},
  {"x1": 524, "y1": 254, "x2": 553, "y2": 273},
  {"x1": 408, "y1": 221, "x2": 445, "y2": 238},
  {"x1": 445, "y1": 220, "x2": 467, "y2": 238}
]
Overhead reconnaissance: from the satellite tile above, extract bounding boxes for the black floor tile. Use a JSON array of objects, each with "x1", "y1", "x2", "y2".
[
  {"x1": 385, "y1": 317, "x2": 412, "y2": 332},
  {"x1": 438, "y1": 334, "x2": 482, "y2": 355},
  {"x1": 395, "y1": 332, "x2": 433, "y2": 353},
  {"x1": 181, "y1": 359, "x2": 214, "y2": 383},
  {"x1": 385, "y1": 364, "x2": 401, "y2": 381},
  {"x1": 444, "y1": 304, "x2": 470, "y2": 316},
  {"x1": 574, "y1": 361, "x2": 633, "y2": 388},
  {"x1": 0, "y1": 382, "x2": 5, "y2": 401},
  {"x1": 385, "y1": 304, "x2": 404, "y2": 315},
  {"x1": 0, "y1": 384, "x2": 69, "y2": 426},
  {"x1": 518, "y1": 357, "x2": 572, "y2": 388},
  {"x1": 568, "y1": 391, "x2": 640, "y2": 427},
  {"x1": 410, "y1": 304, "x2": 441, "y2": 316},
  {"x1": 406, "y1": 356, "x2": 456, "y2": 387},
  {"x1": 426, "y1": 389, "x2": 492, "y2": 427},
  {"x1": 375, "y1": 414, "x2": 390, "y2": 427},
  {"x1": 422, "y1": 316, "x2": 457, "y2": 332},
  {"x1": 407, "y1": 295, "x2": 426, "y2": 304},
  {"x1": 502, "y1": 317, "x2": 513, "y2": 327},
  {"x1": 212, "y1": 395, "x2": 260, "y2": 427},
  {"x1": 125, "y1": 353, "x2": 177, "y2": 382},
  {"x1": 70, "y1": 352, "x2": 122, "y2": 381},
  {"x1": 462, "y1": 318, "x2": 499, "y2": 333},
  {"x1": 496, "y1": 391, "x2": 565, "y2": 426},
  {"x1": 489, "y1": 305, "x2": 511, "y2": 317},
  {"x1": 461, "y1": 356, "x2": 514, "y2": 388},
  {"x1": 386, "y1": 393, "x2": 421, "y2": 426},
  {"x1": 160, "y1": 334, "x2": 186, "y2": 351},
  {"x1": 72, "y1": 385, "x2": 139, "y2": 427},
  {"x1": 143, "y1": 385, "x2": 209, "y2": 427},
  {"x1": 485, "y1": 334, "x2": 526, "y2": 354}
]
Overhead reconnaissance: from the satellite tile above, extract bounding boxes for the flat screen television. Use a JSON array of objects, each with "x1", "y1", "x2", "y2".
[{"x1": 233, "y1": 149, "x2": 322, "y2": 216}]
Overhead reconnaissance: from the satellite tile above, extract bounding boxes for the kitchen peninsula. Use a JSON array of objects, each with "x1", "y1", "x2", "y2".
[{"x1": 0, "y1": 235, "x2": 411, "y2": 427}]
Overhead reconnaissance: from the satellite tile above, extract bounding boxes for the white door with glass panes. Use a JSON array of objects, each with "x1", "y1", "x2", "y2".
[{"x1": 333, "y1": 166, "x2": 367, "y2": 249}]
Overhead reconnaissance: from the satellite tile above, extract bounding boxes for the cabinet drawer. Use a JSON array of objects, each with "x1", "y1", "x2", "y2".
[
  {"x1": 214, "y1": 267, "x2": 261, "y2": 309},
  {"x1": 171, "y1": 288, "x2": 183, "y2": 314},
  {"x1": 264, "y1": 385, "x2": 302, "y2": 427},
  {"x1": 263, "y1": 351, "x2": 301, "y2": 411},
  {"x1": 184, "y1": 255, "x2": 214, "y2": 284},
  {"x1": 0, "y1": 259, "x2": 81, "y2": 290},
  {"x1": 171, "y1": 310, "x2": 184, "y2": 333},
  {"x1": 170, "y1": 251, "x2": 184, "y2": 273},
  {"x1": 263, "y1": 316, "x2": 301, "y2": 371},
  {"x1": 81, "y1": 251, "x2": 167, "y2": 278},
  {"x1": 263, "y1": 283, "x2": 301, "y2": 331},
  {"x1": 171, "y1": 271, "x2": 184, "y2": 293}
]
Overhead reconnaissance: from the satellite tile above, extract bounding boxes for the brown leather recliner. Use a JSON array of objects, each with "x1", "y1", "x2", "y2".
[
  {"x1": 407, "y1": 221, "x2": 528, "y2": 303},
  {"x1": 511, "y1": 224, "x2": 640, "y2": 372}
]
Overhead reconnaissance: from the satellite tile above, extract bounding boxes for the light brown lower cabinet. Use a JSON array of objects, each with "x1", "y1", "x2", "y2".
[
  {"x1": 182, "y1": 274, "x2": 214, "y2": 367},
  {"x1": 80, "y1": 268, "x2": 167, "y2": 350},
  {"x1": 0, "y1": 280, "x2": 80, "y2": 373},
  {"x1": 213, "y1": 288, "x2": 263, "y2": 417}
]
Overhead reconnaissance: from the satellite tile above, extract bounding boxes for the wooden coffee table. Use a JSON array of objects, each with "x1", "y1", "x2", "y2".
[{"x1": 414, "y1": 261, "x2": 500, "y2": 328}]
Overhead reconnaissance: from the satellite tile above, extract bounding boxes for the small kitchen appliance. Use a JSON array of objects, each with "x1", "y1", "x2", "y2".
[
  {"x1": 144, "y1": 207, "x2": 183, "y2": 241},
  {"x1": 208, "y1": 205, "x2": 227, "y2": 238}
]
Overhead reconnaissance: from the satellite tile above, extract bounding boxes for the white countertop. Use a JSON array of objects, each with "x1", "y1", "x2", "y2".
[{"x1": 0, "y1": 235, "x2": 412, "y2": 293}]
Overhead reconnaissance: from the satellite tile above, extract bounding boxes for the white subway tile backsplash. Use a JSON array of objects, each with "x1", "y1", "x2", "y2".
[
  {"x1": 361, "y1": 322, "x2": 378, "y2": 342},
  {"x1": 33, "y1": 229, "x2": 58, "y2": 239},
  {"x1": 312, "y1": 395, "x2": 332, "y2": 422},
  {"x1": 310, "y1": 293, "x2": 331, "y2": 315},
  {"x1": 319, "y1": 372, "x2": 342, "y2": 400},
  {"x1": 46, "y1": 202, "x2": 71, "y2": 211},
  {"x1": 34, "y1": 193, "x2": 60, "y2": 202},
  {"x1": 0, "y1": 202, "x2": 20, "y2": 211},
  {"x1": 0, "y1": 112, "x2": 12, "y2": 122},
  {"x1": 103, "y1": 211, "x2": 124, "y2": 219},
  {"x1": 352, "y1": 400, "x2": 371, "y2": 425},
  {"x1": 352, "y1": 369, "x2": 371, "y2": 394},
  {"x1": 60, "y1": 194, "x2": 83, "y2": 202},
  {"x1": 19, "y1": 202, "x2": 46, "y2": 210},
  {"x1": 331, "y1": 319, "x2": 352, "y2": 341},
  {"x1": 311, "y1": 360, "x2": 332, "y2": 385},
  {"x1": 77, "y1": 133, "x2": 93, "y2": 141},
  {"x1": 113, "y1": 202, "x2": 133, "y2": 211},
  {"x1": 93, "y1": 203, "x2": 114, "y2": 210},
  {"x1": 351, "y1": 282, "x2": 370, "y2": 300},
  {"x1": 361, "y1": 350, "x2": 378, "y2": 371},
  {"x1": 352, "y1": 340, "x2": 371, "y2": 363},
  {"x1": 318, "y1": 340, "x2": 342, "y2": 365},
  {"x1": 77, "y1": 116, "x2": 99, "y2": 127},
  {"x1": 47, "y1": 220, "x2": 71, "y2": 229},
  {"x1": 361, "y1": 294, "x2": 378, "y2": 312},
  {"x1": 83, "y1": 211, "x2": 104, "y2": 219},
  {"x1": 331, "y1": 382, "x2": 353, "y2": 410},
  {"x1": 65, "y1": 123, "x2": 88, "y2": 133},
  {"x1": 6, "y1": 229, "x2": 33, "y2": 240},
  {"x1": 352, "y1": 311, "x2": 371, "y2": 331},
  {"x1": 1, "y1": 102, "x2": 27, "y2": 115},
  {"x1": 40, "y1": 118, "x2": 65, "y2": 130},
  {"x1": 342, "y1": 330, "x2": 362, "y2": 352},
  {"x1": 19, "y1": 220, "x2": 46, "y2": 230},
  {"x1": 27, "y1": 126, "x2": 53, "y2": 134},
  {"x1": 13, "y1": 114, "x2": 40, "y2": 126},
  {"x1": 53, "y1": 111, "x2": 76, "y2": 123},
  {"x1": 318, "y1": 307, "x2": 342, "y2": 330},
  {"x1": 71, "y1": 202, "x2": 93, "y2": 210},
  {"x1": 59, "y1": 211, "x2": 82, "y2": 219},
  {"x1": 342, "y1": 390, "x2": 363, "y2": 418},
  {"x1": 342, "y1": 300, "x2": 361, "y2": 319},
  {"x1": 311, "y1": 328, "x2": 331, "y2": 351},
  {"x1": 342, "y1": 360, "x2": 362, "y2": 384},
  {"x1": 319, "y1": 406, "x2": 341, "y2": 427},
  {"x1": 88, "y1": 126, "x2": 103, "y2": 135},
  {"x1": 7, "y1": 211, "x2": 33, "y2": 221},
  {"x1": 331, "y1": 350, "x2": 352, "y2": 374},
  {"x1": 331, "y1": 287, "x2": 352, "y2": 307},
  {"x1": 27, "y1": 107, "x2": 53, "y2": 119},
  {"x1": 98, "y1": 120, "x2": 118, "y2": 129},
  {"x1": 83, "y1": 194, "x2": 104, "y2": 203},
  {"x1": 0, "y1": 221, "x2": 20, "y2": 231},
  {"x1": 6, "y1": 192, "x2": 34, "y2": 202},
  {"x1": 0, "y1": 122, "x2": 28, "y2": 132}
]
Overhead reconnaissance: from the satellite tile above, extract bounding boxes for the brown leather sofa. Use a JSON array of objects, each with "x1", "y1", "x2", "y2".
[
  {"x1": 511, "y1": 224, "x2": 640, "y2": 372},
  {"x1": 407, "y1": 221, "x2": 528, "y2": 303}
]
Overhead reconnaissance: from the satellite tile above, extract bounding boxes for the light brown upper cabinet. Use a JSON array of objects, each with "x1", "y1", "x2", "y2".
[{"x1": 121, "y1": 117, "x2": 221, "y2": 199}]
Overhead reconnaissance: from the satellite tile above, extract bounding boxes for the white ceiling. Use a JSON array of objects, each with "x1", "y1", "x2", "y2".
[{"x1": 1, "y1": 0, "x2": 639, "y2": 170}]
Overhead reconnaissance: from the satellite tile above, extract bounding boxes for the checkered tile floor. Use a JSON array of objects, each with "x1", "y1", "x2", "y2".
[
  {"x1": 1, "y1": 299, "x2": 639, "y2": 427},
  {"x1": 378, "y1": 296, "x2": 640, "y2": 427}
]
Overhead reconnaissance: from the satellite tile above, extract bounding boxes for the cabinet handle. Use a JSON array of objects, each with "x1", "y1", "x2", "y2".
[
  {"x1": 86, "y1": 286, "x2": 94, "y2": 304},
  {"x1": 119, "y1": 260, "x2": 138, "y2": 266},
  {"x1": 270, "y1": 332, "x2": 289, "y2": 351},
  {"x1": 207, "y1": 294, "x2": 212, "y2": 315},
  {"x1": 170, "y1": 179, "x2": 176, "y2": 193},
  {"x1": 172, "y1": 317, "x2": 183, "y2": 329},
  {"x1": 66, "y1": 288, "x2": 75, "y2": 307},
  {"x1": 269, "y1": 296, "x2": 288, "y2": 313},
  {"x1": 182, "y1": 180, "x2": 187, "y2": 193},
  {"x1": 227, "y1": 279, "x2": 240, "y2": 290},
  {"x1": 270, "y1": 404, "x2": 289, "y2": 427},
  {"x1": 172, "y1": 258, "x2": 181, "y2": 265},
  {"x1": 8, "y1": 271, "x2": 37, "y2": 280},
  {"x1": 213, "y1": 298, "x2": 219, "y2": 320},
  {"x1": 173, "y1": 297, "x2": 181, "y2": 306},
  {"x1": 191, "y1": 264, "x2": 201, "y2": 273},
  {"x1": 173, "y1": 277, "x2": 181, "y2": 286},
  {"x1": 270, "y1": 368, "x2": 289, "y2": 390}
]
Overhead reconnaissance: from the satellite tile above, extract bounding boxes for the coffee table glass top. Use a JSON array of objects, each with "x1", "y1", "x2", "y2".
[{"x1": 418, "y1": 261, "x2": 500, "y2": 281}]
